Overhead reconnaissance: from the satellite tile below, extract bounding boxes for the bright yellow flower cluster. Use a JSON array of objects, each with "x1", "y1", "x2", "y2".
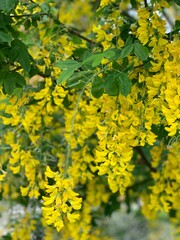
[
  {"x1": 42, "y1": 166, "x2": 82, "y2": 232},
  {"x1": 0, "y1": 0, "x2": 180, "y2": 238},
  {"x1": 9, "y1": 144, "x2": 40, "y2": 198},
  {"x1": 142, "y1": 141, "x2": 180, "y2": 219}
]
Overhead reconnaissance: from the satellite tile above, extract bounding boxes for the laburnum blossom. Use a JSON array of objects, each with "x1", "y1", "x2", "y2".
[{"x1": 42, "y1": 166, "x2": 82, "y2": 232}]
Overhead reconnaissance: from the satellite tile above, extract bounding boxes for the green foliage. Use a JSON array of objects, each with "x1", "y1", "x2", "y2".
[
  {"x1": 10, "y1": 39, "x2": 32, "y2": 72},
  {"x1": 0, "y1": 0, "x2": 179, "y2": 239},
  {"x1": 133, "y1": 42, "x2": 149, "y2": 61},
  {"x1": 91, "y1": 76, "x2": 104, "y2": 98},
  {"x1": 118, "y1": 72, "x2": 132, "y2": 96},
  {"x1": 0, "y1": 70, "x2": 25, "y2": 95},
  {"x1": 120, "y1": 45, "x2": 133, "y2": 58},
  {"x1": 0, "y1": 0, "x2": 18, "y2": 13}
]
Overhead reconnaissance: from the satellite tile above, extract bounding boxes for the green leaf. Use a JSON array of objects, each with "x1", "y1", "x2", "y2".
[
  {"x1": 103, "y1": 49, "x2": 115, "y2": 58},
  {"x1": 133, "y1": 42, "x2": 149, "y2": 60},
  {"x1": 120, "y1": 45, "x2": 133, "y2": 58},
  {"x1": 0, "y1": 0, "x2": 18, "y2": 12},
  {"x1": 104, "y1": 73, "x2": 119, "y2": 96},
  {"x1": 57, "y1": 69, "x2": 75, "y2": 85},
  {"x1": 0, "y1": 70, "x2": 26, "y2": 95},
  {"x1": 84, "y1": 49, "x2": 116, "y2": 68},
  {"x1": 66, "y1": 71, "x2": 93, "y2": 89},
  {"x1": 1, "y1": 71, "x2": 16, "y2": 95},
  {"x1": 0, "y1": 30, "x2": 12, "y2": 43},
  {"x1": 92, "y1": 54, "x2": 103, "y2": 67},
  {"x1": 82, "y1": 54, "x2": 98, "y2": 64},
  {"x1": 41, "y1": 2, "x2": 50, "y2": 13},
  {"x1": 11, "y1": 71, "x2": 26, "y2": 86},
  {"x1": 10, "y1": 39, "x2": 31, "y2": 72},
  {"x1": 73, "y1": 48, "x2": 91, "y2": 61},
  {"x1": 56, "y1": 59, "x2": 81, "y2": 70},
  {"x1": 125, "y1": 35, "x2": 134, "y2": 47},
  {"x1": 91, "y1": 76, "x2": 104, "y2": 98},
  {"x1": 118, "y1": 72, "x2": 132, "y2": 96},
  {"x1": 56, "y1": 59, "x2": 83, "y2": 85},
  {"x1": 0, "y1": 50, "x2": 6, "y2": 63}
]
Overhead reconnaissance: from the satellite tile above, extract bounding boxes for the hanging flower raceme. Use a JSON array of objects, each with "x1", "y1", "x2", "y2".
[{"x1": 42, "y1": 166, "x2": 82, "y2": 232}]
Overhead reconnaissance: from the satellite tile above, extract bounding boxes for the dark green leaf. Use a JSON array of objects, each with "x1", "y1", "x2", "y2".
[
  {"x1": 5, "y1": 25, "x2": 19, "y2": 38},
  {"x1": 91, "y1": 76, "x2": 104, "y2": 98},
  {"x1": 10, "y1": 39, "x2": 31, "y2": 72},
  {"x1": 0, "y1": 0, "x2": 18, "y2": 13},
  {"x1": 1, "y1": 71, "x2": 16, "y2": 95},
  {"x1": 118, "y1": 72, "x2": 132, "y2": 96},
  {"x1": 57, "y1": 69, "x2": 75, "y2": 85},
  {"x1": 0, "y1": 30, "x2": 12, "y2": 43},
  {"x1": 24, "y1": 19, "x2": 31, "y2": 30},
  {"x1": 0, "y1": 70, "x2": 25, "y2": 95},
  {"x1": 104, "y1": 73, "x2": 119, "y2": 96},
  {"x1": 73, "y1": 48, "x2": 91, "y2": 61},
  {"x1": 120, "y1": 23, "x2": 131, "y2": 41},
  {"x1": 120, "y1": 45, "x2": 133, "y2": 58},
  {"x1": 11, "y1": 71, "x2": 26, "y2": 86},
  {"x1": 0, "y1": 50, "x2": 6, "y2": 63},
  {"x1": 134, "y1": 42, "x2": 149, "y2": 60}
]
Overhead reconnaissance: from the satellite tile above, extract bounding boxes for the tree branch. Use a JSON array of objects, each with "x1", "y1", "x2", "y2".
[
  {"x1": 67, "y1": 27, "x2": 96, "y2": 45},
  {"x1": 144, "y1": 0, "x2": 148, "y2": 7},
  {"x1": 10, "y1": 13, "x2": 50, "y2": 18}
]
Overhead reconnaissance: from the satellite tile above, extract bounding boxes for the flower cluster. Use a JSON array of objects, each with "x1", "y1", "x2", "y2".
[{"x1": 42, "y1": 166, "x2": 82, "y2": 232}]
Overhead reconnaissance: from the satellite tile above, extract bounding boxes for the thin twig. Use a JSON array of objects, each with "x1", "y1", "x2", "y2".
[
  {"x1": 67, "y1": 28, "x2": 96, "y2": 45},
  {"x1": 10, "y1": 13, "x2": 50, "y2": 18}
]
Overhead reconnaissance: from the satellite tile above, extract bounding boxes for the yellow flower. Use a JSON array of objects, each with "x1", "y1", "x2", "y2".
[{"x1": 0, "y1": 172, "x2": 6, "y2": 181}]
